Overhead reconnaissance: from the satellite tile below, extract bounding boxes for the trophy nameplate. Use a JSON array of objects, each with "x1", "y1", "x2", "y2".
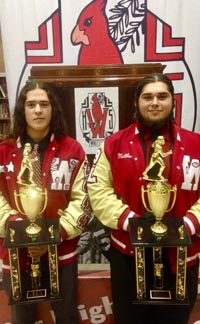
[
  {"x1": 150, "y1": 290, "x2": 171, "y2": 300},
  {"x1": 27, "y1": 289, "x2": 47, "y2": 299}
]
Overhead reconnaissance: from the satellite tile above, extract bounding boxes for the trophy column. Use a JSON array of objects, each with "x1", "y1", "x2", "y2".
[
  {"x1": 135, "y1": 247, "x2": 146, "y2": 300},
  {"x1": 8, "y1": 246, "x2": 22, "y2": 301}
]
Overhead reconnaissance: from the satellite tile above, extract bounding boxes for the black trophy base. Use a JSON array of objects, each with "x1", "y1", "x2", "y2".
[
  {"x1": 132, "y1": 288, "x2": 190, "y2": 306},
  {"x1": 129, "y1": 216, "x2": 192, "y2": 247},
  {"x1": 8, "y1": 265, "x2": 62, "y2": 305},
  {"x1": 9, "y1": 290, "x2": 62, "y2": 305}
]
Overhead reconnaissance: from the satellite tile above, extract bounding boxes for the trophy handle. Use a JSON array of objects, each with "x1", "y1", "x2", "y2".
[
  {"x1": 39, "y1": 189, "x2": 48, "y2": 215},
  {"x1": 14, "y1": 190, "x2": 26, "y2": 215},
  {"x1": 166, "y1": 185, "x2": 177, "y2": 212},
  {"x1": 141, "y1": 186, "x2": 152, "y2": 212}
]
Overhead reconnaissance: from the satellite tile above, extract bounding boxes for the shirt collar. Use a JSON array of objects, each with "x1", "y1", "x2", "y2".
[
  {"x1": 22, "y1": 133, "x2": 51, "y2": 153},
  {"x1": 138, "y1": 122, "x2": 173, "y2": 143}
]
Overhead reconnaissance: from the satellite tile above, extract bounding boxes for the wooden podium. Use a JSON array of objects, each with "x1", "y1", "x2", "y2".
[{"x1": 29, "y1": 63, "x2": 165, "y2": 162}]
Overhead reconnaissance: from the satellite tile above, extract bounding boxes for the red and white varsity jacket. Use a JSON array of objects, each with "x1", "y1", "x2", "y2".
[
  {"x1": 0, "y1": 134, "x2": 90, "y2": 273},
  {"x1": 88, "y1": 122, "x2": 200, "y2": 272}
]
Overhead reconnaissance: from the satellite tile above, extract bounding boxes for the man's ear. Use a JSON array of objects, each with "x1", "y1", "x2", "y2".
[
  {"x1": 133, "y1": 101, "x2": 138, "y2": 121},
  {"x1": 173, "y1": 98, "x2": 176, "y2": 109}
]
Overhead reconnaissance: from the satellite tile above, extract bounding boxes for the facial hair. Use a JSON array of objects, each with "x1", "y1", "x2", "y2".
[{"x1": 136, "y1": 109, "x2": 174, "y2": 131}]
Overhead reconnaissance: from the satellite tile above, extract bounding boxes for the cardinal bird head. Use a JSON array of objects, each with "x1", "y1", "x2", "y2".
[{"x1": 71, "y1": 0, "x2": 123, "y2": 64}]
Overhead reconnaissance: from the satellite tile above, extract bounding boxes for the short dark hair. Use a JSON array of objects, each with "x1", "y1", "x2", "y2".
[{"x1": 12, "y1": 79, "x2": 68, "y2": 139}]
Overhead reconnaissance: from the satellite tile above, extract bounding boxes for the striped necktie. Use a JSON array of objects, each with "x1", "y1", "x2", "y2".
[{"x1": 31, "y1": 144, "x2": 42, "y2": 188}]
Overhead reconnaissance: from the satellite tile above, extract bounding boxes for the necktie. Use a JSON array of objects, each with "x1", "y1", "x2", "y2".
[{"x1": 31, "y1": 144, "x2": 42, "y2": 188}]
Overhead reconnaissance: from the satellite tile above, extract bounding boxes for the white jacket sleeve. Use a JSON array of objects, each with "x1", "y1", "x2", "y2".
[
  {"x1": 0, "y1": 192, "x2": 19, "y2": 237},
  {"x1": 58, "y1": 159, "x2": 91, "y2": 240},
  {"x1": 87, "y1": 143, "x2": 131, "y2": 230}
]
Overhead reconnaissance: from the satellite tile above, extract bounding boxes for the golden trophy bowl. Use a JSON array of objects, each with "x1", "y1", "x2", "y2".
[
  {"x1": 14, "y1": 184, "x2": 47, "y2": 238},
  {"x1": 142, "y1": 136, "x2": 177, "y2": 236},
  {"x1": 142, "y1": 180, "x2": 177, "y2": 235}
]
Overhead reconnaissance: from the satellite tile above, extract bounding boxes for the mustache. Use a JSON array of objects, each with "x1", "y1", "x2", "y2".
[{"x1": 135, "y1": 110, "x2": 174, "y2": 131}]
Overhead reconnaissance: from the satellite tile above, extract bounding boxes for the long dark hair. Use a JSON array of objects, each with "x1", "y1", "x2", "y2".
[
  {"x1": 134, "y1": 72, "x2": 175, "y2": 124},
  {"x1": 12, "y1": 80, "x2": 68, "y2": 140}
]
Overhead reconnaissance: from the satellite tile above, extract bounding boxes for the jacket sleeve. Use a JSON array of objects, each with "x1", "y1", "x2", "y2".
[
  {"x1": 0, "y1": 192, "x2": 19, "y2": 237},
  {"x1": 87, "y1": 143, "x2": 139, "y2": 231},
  {"x1": 184, "y1": 198, "x2": 200, "y2": 236},
  {"x1": 58, "y1": 159, "x2": 91, "y2": 240}
]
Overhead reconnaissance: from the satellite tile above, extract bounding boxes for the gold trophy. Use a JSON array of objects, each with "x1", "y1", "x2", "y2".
[
  {"x1": 129, "y1": 136, "x2": 192, "y2": 303},
  {"x1": 14, "y1": 143, "x2": 47, "y2": 238},
  {"x1": 142, "y1": 136, "x2": 177, "y2": 235},
  {"x1": 13, "y1": 143, "x2": 47, "y2": 292},
  {"x1": 4, "y1": 143, "x2": 60, "y2": 303}
]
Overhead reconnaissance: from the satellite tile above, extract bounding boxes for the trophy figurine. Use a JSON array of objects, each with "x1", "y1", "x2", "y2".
[
  {"x1": 14, "y1": 143, "x2": 47, "y2": 238},
  {"x1": 142, "y1": 136, "x2": 177, "y2": 235}
]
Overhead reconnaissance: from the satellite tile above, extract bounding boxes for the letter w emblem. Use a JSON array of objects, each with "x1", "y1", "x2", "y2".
[{"x1": 181, "y1": 155, "x2": 200, "y2": 190}]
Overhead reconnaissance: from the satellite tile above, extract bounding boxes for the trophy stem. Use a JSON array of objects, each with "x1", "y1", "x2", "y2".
[
  {"x1": 25, "y1": 222, "x2": 42, "y2": 239},
  {"x1": 30, "y1": 257, "x2": 41, "y2": 289},
  {"x1": 153, "y1": 247, "x2": 164, "y2": 289},
  {"x1": 151, "y1": 221, "x2": 167, "y2": 236}
]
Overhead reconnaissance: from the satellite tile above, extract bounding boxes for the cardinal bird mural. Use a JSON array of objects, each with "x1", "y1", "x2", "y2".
[{"x1": 71, "y1": 0, "x2": 123, "y2": 65}]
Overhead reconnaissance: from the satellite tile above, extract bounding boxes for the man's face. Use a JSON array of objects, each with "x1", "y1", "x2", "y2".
[
  {"x1": 138, "y1": 81, "x2": 174, "y2": 128},
  {"x1": 25, "y1": 88, "x2": 52, "y2": 141}
]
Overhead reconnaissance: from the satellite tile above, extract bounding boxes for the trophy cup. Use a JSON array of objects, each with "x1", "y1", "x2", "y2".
[
  {"x1": 128, "y1": 135, "x2": 192, "y2": 304},
  {"x1": 4, "y1": 143, "x2": 61, "y2": 303},
  {"x1": 142, "y1": 136, "x2": 177, "y2": 236}
]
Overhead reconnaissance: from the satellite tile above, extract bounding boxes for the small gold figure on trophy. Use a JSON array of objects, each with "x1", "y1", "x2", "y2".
[
  {"x1": 178, "y1": 225, "x2": 185, "y2": 240},
  {"x1": 137, "y1": 226, "x2": 143, "y2": 241},
  {"x1": 9, "y1": 228, "x2": 15, "y2": 242},
  {"x1": 141, "y1": 136, "x2": 177, "y2": 236},
  {"x1": 17, "y1": 143, "x2": 39, "y2": 186},
  {"x1": 48, "y1": 225, "x2": 55, "y2": 239},
  {"x1": 143, "y1": 136, "x2": 172, "y2": 181}
]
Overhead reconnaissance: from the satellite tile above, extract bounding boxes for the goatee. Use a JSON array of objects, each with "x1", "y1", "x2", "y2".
[{"x1": 136, "y1": 111, "x2": 174, "y2": 131}]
